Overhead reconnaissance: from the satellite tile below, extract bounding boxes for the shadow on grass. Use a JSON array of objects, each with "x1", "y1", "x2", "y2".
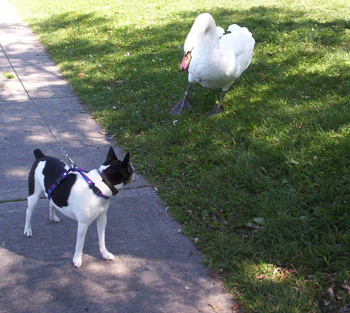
[{"x1": 28, "y1": 5, "x2": 350, "y2": 312}]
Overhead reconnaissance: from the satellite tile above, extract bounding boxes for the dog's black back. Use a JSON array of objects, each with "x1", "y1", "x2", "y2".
[{"x1": 28, "y1": 149, "x2": 76, "y2": 207}]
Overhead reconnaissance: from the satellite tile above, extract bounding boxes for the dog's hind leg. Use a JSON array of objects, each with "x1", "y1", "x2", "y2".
[
  {"x1": 97, "y1": 213, "x2": 115, "y2": 261},
  {"x1": 49, "y1": 202, "x2": 60, "y2": 223},
  {"x1": 24, "y1": 192, "x2": 41, "y2": 237},
  {"x1": 72, "y1": 222, "x2": 89, "y2": 268}
]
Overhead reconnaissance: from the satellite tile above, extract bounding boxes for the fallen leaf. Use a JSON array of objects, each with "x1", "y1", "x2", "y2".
[
  {"x1": 326, "y1": 286, "x2": 335, "y2": 298},
  {"x1": 260, "y1": 166, "x2": 268, "y2": 174},
  {"x1": 288, "y1": 159, "x2": 300, "y2": 165},
  {"x1": 342, "y1": 280, "x2": 350, "y2": 293},
  {"x1": 253, "y1": 217, "x2": 265, "y2": 225},
  {"x1": 232, "y1": 303, "x2": 241, "y2": 312},
  {"x1": 338, "y1": 305, "x2": 350, "y2": 313},
  {"x1": 2, "y1": 72, "x2": 15, "y2": 79},
  {"x1": 207, "y1": 303, "x2": 224, "y2": 311},
  {"x1": 257, "y1": 274, "x2": 267, "y2": 280},
  {"x1": 322, "y1": 283, "x2": 336, "y2": 298}
]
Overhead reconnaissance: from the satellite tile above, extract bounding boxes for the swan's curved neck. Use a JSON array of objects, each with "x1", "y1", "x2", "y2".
[{"x1": 184, "y1": 14, "x2": 218, "y2": 53}]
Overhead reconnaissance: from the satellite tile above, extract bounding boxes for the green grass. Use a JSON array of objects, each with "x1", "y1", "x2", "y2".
[{"x1": 11, "y1": 0, "x2": 350, "y2": 311}]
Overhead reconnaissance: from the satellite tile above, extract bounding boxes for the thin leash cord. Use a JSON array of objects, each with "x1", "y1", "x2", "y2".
[{"x1": 0, "y1": 43, "x2": 75, "y2": 165}]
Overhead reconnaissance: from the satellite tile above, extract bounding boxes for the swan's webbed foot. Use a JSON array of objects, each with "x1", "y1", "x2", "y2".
[
  {"x1": 205, "y1": 90, "x2": 226, "y2": 117},
  {"x1": 171, "y1": 83, "x2": 193, "y2": 115},
  {"x1": 205, "y1": 106, "x2": 222, "y2": 117},
  {"x1": 170, "y1": 96, "x2": 192, "y2": 115}
]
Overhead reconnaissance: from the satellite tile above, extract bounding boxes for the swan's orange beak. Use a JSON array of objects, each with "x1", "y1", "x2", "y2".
[{"x1": 180, "y1": 51, "x2": 192, "y2": 73}]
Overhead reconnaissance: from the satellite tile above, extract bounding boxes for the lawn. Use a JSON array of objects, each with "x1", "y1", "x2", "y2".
[{"x1": 10, "y1": 0, "x2": 350, "y2": 311}]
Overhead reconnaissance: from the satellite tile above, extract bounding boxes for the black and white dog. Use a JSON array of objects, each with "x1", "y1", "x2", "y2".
[{"x1": 24, "y1": 147, "x2": 137, "y2": 267}]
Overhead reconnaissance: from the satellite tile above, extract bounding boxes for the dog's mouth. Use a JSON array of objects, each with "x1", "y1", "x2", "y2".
[
  {"x1": 126, "y1": 164, "x2": 138, "y2": 185},
  {"x1": 131, "y1": 172, "x2": 138, "y2": 183},
  {"x1": 124, "y1": 172, "x2": 138, "y2": 185}
]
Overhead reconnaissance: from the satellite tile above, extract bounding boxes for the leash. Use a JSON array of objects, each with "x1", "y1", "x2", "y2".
[
  {"x1": 0, "y1": 44, "x2": 118, "y2": 200},
  {"x1": 0, "y1": 43, "x2": 75, "y2": 165},
  {"x1": 48, "y1": 165, "x2": 111, "y2": 200}
]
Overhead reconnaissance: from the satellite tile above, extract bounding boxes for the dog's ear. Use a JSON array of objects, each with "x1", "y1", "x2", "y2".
[
  {"x1": 121, "y1": 152, "x2": 130, "y2": 168},
  {"x1": 105, "y1": 146, "x2": 118, "y2": 163}
]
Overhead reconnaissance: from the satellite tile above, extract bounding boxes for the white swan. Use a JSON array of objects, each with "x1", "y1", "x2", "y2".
[{"x1": 170, "y1": 13, "x2": 255, "y2": 116}]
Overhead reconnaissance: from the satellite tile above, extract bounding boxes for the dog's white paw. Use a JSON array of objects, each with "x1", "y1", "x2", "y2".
[
  {"x1": 50, "y1": 216, "x2": 60, "y2": 223},
  {"x1": 24, "y1": 228, "x2": 32, "y2": 237},
  {"x1": 102, "y1": 251, "x2": 115, "y2": 261},
  {"x1": 73, "y1": 257, "x2": 83, "y2": 268}
]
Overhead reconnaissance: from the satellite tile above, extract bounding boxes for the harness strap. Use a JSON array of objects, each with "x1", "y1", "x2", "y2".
[
  {"x1": 76, "y1": 166, "x2": 110, "y2": 200},
  {"x1": 47, "y1": 166, "x2": 110, "y2": 201}
]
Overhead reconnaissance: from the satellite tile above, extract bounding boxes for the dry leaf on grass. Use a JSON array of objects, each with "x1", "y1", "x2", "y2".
[
  {"x1": 342, "y1": 280, "x2": 350, "y2": 293},
  {"x1": 257, "y1": 274, "x2": 267, "y2": 280}
]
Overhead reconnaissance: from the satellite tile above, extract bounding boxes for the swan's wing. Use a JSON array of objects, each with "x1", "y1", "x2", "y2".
[
  {"x1": 219, "y1": 29, "x2": 255, "y2": 78},
  {"x1": 227, "y1": 24, "x2": 250, "y2": 35},
  {"x1": 220, "y1": 28, "x2": 255, "y2": 59}
]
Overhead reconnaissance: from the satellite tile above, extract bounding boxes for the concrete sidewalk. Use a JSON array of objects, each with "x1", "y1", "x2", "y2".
[{"x1": 0, "y1": 1, "x2": 235, "y2": 312}]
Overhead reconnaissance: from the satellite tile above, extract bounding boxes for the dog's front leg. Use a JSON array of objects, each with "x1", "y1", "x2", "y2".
[
  {"x1": 73, "y1": 222, "x2": 89, "y2": 268},
  {"x1": 97, "y1": 213, "x2": 115, "y2": 261}
]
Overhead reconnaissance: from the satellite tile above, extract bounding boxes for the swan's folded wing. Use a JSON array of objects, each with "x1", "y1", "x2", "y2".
[{"x1": 220, "y1": 30, "x2": 255, "y2": 59}]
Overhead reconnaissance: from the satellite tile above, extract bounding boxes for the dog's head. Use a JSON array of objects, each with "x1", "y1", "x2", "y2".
[{"x1": 99, "y1": 147, "x2": 137, "y2": 192}]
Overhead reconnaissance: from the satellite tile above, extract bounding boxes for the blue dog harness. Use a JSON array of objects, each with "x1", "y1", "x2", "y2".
[{"x1": 47, "y1": 165, "x2": 110, "y2": 201}]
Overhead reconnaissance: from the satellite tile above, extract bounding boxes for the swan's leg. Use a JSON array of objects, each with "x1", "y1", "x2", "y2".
[
  {"x1": 170, "y1": 83, "x2": 193, "y2": 115},
  {"x1": 205, "y1": 90, "x2": 227, "y2": 117}
]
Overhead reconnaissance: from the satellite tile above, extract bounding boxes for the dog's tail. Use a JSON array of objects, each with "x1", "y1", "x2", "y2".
[{"x1": 33, "y1": 149, "x2": 45, "y2": 160}]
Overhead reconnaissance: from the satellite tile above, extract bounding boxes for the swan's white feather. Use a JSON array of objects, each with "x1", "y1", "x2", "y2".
[{"x1": 184, "y1": 13, "x2": 255, "y2": 91}]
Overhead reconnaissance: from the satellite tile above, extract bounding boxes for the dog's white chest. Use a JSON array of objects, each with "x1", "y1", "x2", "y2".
[{"x1": 53, "y1": 176, "x2": 110, "y2": 223}]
